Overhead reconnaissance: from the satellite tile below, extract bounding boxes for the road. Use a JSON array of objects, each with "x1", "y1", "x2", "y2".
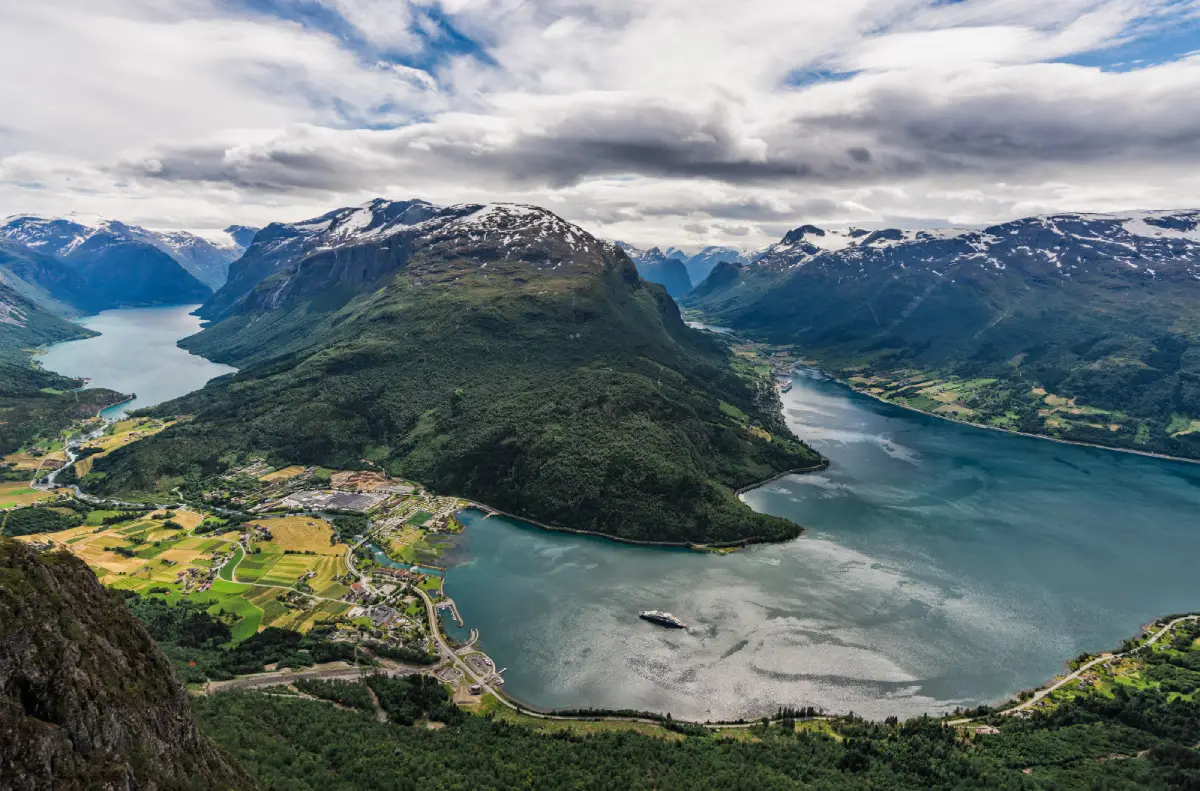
[
  {"x1": 946, "y1": 614, "x2": 1200, "y2": 726},
  {"x1": 216, "y1": 543, "x2": 352, "y2": 605},
  {"x1": 202, "y1": 665, "x2": 417, "y2": 694},
  {"x1": 1003, "y1": 614, "x2": 1199, "y2": 716}
]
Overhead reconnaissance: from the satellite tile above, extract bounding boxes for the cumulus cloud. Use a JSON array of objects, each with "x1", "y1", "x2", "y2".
[{"x1": 3, "y1": 0, "x2": 1200, "y2": 249}]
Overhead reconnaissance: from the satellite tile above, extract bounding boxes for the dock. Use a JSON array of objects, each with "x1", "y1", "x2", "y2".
[{"x1": 436, "y1": 598, "x2": 465, "y2": 627}]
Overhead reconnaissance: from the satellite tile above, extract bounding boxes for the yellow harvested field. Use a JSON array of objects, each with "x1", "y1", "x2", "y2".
[
  {"x1": 87, "y1": 418, "x2": 174, "y2": 456},
  {"x1": 252, "y1": 516, "x2": 346, "y2": 555},
  {"x1": 0, "y1": 482, "x2": 57, "y2": 508},
  {"x1": 157, "y1": 548, "x2": 204, "y2": 565},
  {"x1": 150, "y1": 508, "x2": 205, "y2": 531},
  {"x1": 13, "y1": 524, "x2": 97, "y2": 546},
  {"x1": 74, "y1": 546, "x2": 146, "y2": 574},
  {"x1": 3, "y1": 451, "x2": 46, "y2": 471},
  {"x1": 261, "y1": 465, "x2": 307, "y2": 482}
]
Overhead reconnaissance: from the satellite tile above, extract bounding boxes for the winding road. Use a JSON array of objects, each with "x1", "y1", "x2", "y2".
[{"x1": 1000, "y1": 614, "x2": 1200, "y2": 717}]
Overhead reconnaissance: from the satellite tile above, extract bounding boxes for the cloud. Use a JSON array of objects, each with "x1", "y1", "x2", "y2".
[{"x1": 3, "y1": 0, "x2": 1200, "y2": 250}]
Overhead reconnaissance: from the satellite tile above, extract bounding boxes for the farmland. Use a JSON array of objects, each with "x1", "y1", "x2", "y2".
[
  {"x1": 0, "y1": 481, "x2": 57, "y2": 509},
  {"x1": 15, "y1": 507, "x2": 351, "y2": 641}
]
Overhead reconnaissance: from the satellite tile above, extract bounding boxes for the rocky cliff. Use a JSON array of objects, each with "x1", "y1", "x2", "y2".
[{"x1": 0, "y1": 538, "x2": 252, "y2": 791}]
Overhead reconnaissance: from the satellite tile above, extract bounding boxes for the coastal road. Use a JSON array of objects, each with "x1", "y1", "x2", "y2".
[
  {"x1": 411, "y1": 585, "x2": 775, "y2": 730},
  {"x1": 1002, "y1": 614, "x2": 1199, "y2": 717},
  {"x1": 946, "y1": 614, "x2": 1200, "y2": 726}
]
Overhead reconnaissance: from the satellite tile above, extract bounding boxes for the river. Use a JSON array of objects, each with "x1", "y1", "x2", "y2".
[
  {"x1": 39, "y1": 305, "x2": 236, "y2": 419},
  {"x1": 443, "y1": 369, "x2": 1200, "y2": 721}
]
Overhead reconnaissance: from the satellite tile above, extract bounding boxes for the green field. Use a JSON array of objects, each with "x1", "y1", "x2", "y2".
[
  {"x1": 405, "y1": 511, "x2": 434, "y2": 527},
  {"x1": 195, "y1": 579, "x2": 263, "y2": 641},
  {"x1": 217, "y1": 544, "x2": 245, "y2": 582}
]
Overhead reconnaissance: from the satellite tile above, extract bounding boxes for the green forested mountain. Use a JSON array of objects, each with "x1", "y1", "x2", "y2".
[
  {"x1": 682, "y1": 211, "x2": 1200, "y2": 459},
  {"x1": 90, "y1": 201, "x2": 819, "y2": 545}
]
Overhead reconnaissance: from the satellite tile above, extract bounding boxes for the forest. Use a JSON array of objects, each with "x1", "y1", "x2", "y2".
[
  {"x1": 195, "y1": 679, "x2": 1200, "y2": 791},
  {"x1": 87, "y1": 258, "x2": 820, "y2": 546}
]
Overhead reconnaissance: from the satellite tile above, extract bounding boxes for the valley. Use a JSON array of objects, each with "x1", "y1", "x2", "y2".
[
  {"x1": 681, "y1": 211, "x2": 1200, "y2": 462},
  {"x1": 5, "y1": 200, "x2": 1200, "y2": 790}
]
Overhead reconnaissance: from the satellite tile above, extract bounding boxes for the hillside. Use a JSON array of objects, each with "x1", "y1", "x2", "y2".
[
  {"x1": 88, "y1": 200, "x2": 819, "y2": 546},
  {"x1": 0, "y1": 538, "x2": 252, "y2": 790},
  {"x1": 682, "y1": 211, "x2": 1200, "y2": 460}
]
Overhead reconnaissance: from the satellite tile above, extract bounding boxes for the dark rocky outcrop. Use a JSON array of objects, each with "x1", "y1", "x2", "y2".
[{"x1": 0, "y1": 538, "x2": 253, "y2": 791}]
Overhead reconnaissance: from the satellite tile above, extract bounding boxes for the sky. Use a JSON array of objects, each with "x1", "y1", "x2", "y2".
[{"x1": 2, "y1": 0, "x2": 1200, "y2": 250}]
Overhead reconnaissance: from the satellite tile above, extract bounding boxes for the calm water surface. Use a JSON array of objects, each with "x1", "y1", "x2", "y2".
[
  {"x1": 39, "y1": 305, "x2": 235, "y2": 418},
  {"x1": 445, "y1": 370, "x2": 1200, "y2": 720}
]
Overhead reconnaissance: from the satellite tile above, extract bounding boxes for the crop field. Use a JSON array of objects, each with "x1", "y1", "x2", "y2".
[
  {"x1": 72, "y1": 418, "x2": 175, "y2": 478},
  {"x1": 232, "y1": 547, "x2": 283, "y2": 583},
  {"x1": 0, "y1": 482, "x2": 56, "y2": 509},
  {"x1": 14, "y1": 502, "x2": 352, "y2": 642},
  {"x1": 259, "y1": 555, "x2": 315, "y2": 586},
  {"x1": 260, "y1": 465, "x2": 307, "y2": 482},
  {"x1": 254, "y1": 516, "x2": 346, "y2": 555}
]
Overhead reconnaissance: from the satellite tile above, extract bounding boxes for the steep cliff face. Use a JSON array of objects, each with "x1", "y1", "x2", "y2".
[{"x1": 0, "y1": 538, "x2": 252, "y2": 791}]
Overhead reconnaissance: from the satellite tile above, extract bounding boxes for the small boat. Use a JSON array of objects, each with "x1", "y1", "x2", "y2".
[{"x1": 639, "y1": 610, "x2": 688, "y2": 629}]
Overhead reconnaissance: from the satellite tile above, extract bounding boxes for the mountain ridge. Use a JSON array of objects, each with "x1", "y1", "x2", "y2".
[
  {"x1": 682, "y1": 209, "x2": 1200, "y2": 460},
  {"x1": 90, "y1": 198, "x2": 820, "y2": 546},
  {"x1": 0, "y1": 214, "x2": 249, "y2": 293}
]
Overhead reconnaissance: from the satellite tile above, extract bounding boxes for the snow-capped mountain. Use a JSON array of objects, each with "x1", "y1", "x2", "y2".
[
  {"x1": 681, "y1": 208, "x2": 1200, "y2": 459},
  {"x1": 683, "y1": 246, "x2": 753, "y2": 284},
  {"x1": 204, "y1": 198, "x2": 621, "y2": 320},
  {"x1": 0, "y1": 215, "x2": 215, "y2": 307},
  {"x1": 614, "y1": 241, "x2": 754, "y2": 291},
  {"x1": 613, "y1": 243, "x2": 692, "y2": 297},
  {"x1": 747, "y1": 210, "x2": 1200, "y2": 280},
  {"x1": 0, "y1": 214, "x2": 254, "y2": 290}
]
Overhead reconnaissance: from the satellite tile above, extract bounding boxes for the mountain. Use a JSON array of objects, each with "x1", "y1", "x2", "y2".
[
  {"x1": 0, "y1": 241, "x2": 96, "y2": 314},
  {"x1": 616, "y1": 243, "x2": 693, "y2": 297},
  {"x1": 224, "y1": 224, "x2": 259, "y2": 250},
  {"x1": 90, "y1": 199, "x2": 820, "y2": 546},
  {"x1": 149, "y1": 227, "x2": 253, "y2": 290},
  {"x1": 683, "y1": 246, "x2": 753, "y2": 284},
  {"x1": 0, "y1": 215, "x2": 228, "y2": 302},
  {"x1": 199, "y1": 198, "x2": 439, "y2": 321},
  {"x1": 681, "y1": 210, "x2": 1200, "y2": 459},
  {"x1": 0, "y1": 539, "x2": 253, "y2": 790}
]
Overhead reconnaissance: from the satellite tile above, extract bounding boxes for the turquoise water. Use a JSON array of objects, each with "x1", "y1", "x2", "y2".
[
  {"x1": 39, "y1": 306, "x2": 235, "y2": 419},
  {"x1": 444, "y1": 369, "x2": 1200, "y2": 720}
]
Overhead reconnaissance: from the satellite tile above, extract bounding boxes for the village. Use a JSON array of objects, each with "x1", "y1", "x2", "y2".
[{"x1": 5, "y1": 441, "x2": 505, "y2": 703}]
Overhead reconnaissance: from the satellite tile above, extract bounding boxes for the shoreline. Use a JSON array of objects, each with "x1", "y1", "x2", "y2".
[
  {"x1": 823, "y1": 374, "x2": 1200, "y2": 467},
  {"x1": 458, "y1": 488, "x2": 823, "y2": 550}
]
